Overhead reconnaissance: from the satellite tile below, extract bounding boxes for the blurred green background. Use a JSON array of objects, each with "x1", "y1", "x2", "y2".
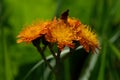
[{"x1": 0, "y1": 0, "x2": 120, "y2": 80}]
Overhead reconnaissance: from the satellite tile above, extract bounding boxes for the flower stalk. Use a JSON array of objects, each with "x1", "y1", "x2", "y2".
[
  {"x1": 32, "y1": 38, "x2": 54, "y2": 72},
  {"x1": 55, "y1": 51, "x2": 62, "y2": 80}
]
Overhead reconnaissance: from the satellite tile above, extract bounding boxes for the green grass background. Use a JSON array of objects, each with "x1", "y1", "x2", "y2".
[{"x1": 0, "y1": 0, "x2": 120, "y2": 80}]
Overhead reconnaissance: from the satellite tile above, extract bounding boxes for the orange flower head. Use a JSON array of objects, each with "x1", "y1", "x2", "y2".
[
  {"x1": 17, "y1": 21, "x2": 49, "y2": 43},
  {"x1": 74, "y1": 24, "x2": 100, "y2": 53},
  {"x1": 45, "y1": 18, "x2": 74, "y2": 50}
]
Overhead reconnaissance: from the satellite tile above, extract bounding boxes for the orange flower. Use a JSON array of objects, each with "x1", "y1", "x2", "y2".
[
  {"x1": 45, "y1": 18, "x2": 74, "y2": 50},
  {"x1": 17, "y1": 22, "x2": 49, "y2": 43},
  {"x1": 75, "y1": 24, "x2": 99, "y2": 53}
]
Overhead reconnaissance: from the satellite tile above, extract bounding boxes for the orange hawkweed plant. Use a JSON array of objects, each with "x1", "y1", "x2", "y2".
[{"x1": 17, "y1": 10, "x2": 100, "y2": 79}]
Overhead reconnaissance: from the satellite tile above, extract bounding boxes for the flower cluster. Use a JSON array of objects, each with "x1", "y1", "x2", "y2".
[{"x1": 17, "y1": 11, "x2": 99, "y2": 53}]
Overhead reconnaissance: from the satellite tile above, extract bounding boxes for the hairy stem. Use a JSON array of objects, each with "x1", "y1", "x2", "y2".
[
  {"x1": 36, "y1": 46, "x2": 54, "y2": 72},
  {"x1": 55, "y1": 51, "x2": 62, "y2": 80},
  {"x1": 48, "y1": 44, "x2": 57, "y2": 59}
]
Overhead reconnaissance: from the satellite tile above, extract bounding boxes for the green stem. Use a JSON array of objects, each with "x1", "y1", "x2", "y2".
[
  {"x1": 36, "y1": 46, "x2": 54, "y2": 72},
  {"x1": 55, "y1": 51, "x2": 62, "y2": 80},
  {"x1": 48, "y1": 44, "x2": 57, "y2": 59},
  {"x1": 48, "y1": 44, "x2": 63, "y2": 80}
]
